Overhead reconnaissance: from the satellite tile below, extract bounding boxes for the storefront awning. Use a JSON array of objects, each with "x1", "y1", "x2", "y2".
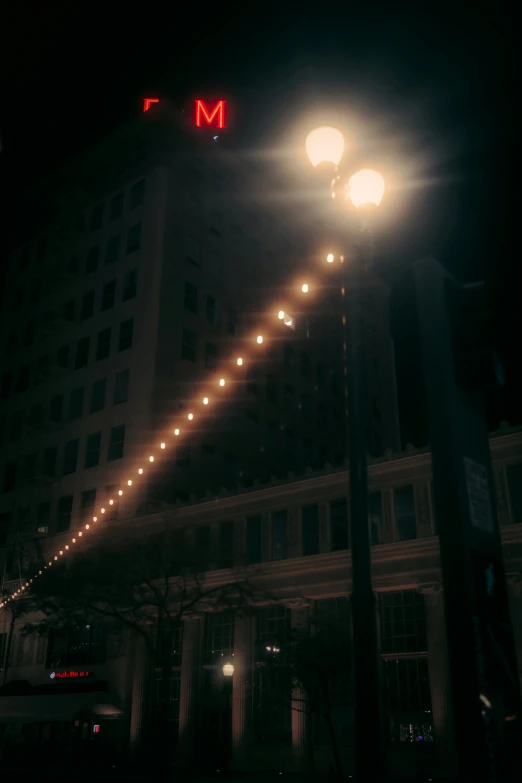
[{"x1": 0, "y1": 692, "x2": 123, "y2": 723}]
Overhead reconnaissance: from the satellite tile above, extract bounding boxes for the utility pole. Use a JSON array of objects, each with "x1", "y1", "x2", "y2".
[{"x1": 414, "y1": 257, "x2": 522, "y2": 782}]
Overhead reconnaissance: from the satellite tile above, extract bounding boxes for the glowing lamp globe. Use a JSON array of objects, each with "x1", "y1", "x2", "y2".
[
  {"x1": 306, "y1": 127, "x2": 344, "y2": 168},
  {"x1": 347, "y1": 169, "x2": 385, "y2": 207},
  {"x1": 223, "y1": 663, "x2": 234, "y2": 676}
]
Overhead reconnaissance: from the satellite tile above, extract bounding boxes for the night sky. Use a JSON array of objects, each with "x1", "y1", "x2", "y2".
[{"x1": 0, "y1": 4, "x2": 518, "y2": 445}]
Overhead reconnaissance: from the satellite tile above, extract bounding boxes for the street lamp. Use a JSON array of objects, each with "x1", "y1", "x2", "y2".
[
  {"x1": 222, "y1": 662, "x2": 234, "y2": 677},
  {"x1": 306, "y1": 127, "x2": 385, "y2": 783}
]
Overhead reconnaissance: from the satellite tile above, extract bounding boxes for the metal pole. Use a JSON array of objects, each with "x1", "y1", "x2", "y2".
[{"x1": 342, "y1": 250, "x2": 384, "y2": 782}]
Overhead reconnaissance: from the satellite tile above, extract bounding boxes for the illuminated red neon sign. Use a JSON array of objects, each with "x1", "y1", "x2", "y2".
[
  {"x1": 50, "y1": 670, "x2": 94, "y2": 679},
  {"x1": 195, "y1": 100, "x2": 226, "y2": 129},
  {"x1": 143, "y1": 98, "x2": 159, "y2": 112}
]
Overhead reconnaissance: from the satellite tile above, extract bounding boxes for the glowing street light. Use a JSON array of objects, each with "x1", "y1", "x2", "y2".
[
  {"x1": 305, "y1": 126, "x2": 345, "y2": 167},
  {"x1": 222, "y1": 662, "x2": 234, "y2": 677},
  {"x1": 347, "y1": 168, "x2": 385, "y2": 207}
]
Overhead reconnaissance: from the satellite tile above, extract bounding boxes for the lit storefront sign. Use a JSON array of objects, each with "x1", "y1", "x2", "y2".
[{"x1": 49, "y1": 670, "x2": 94, "y2": 680}]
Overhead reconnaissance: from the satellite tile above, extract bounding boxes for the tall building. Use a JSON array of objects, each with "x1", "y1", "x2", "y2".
[
  {"x1": 0, "y1": 101, "x2": 399, "y2": 547},
  {"x1": 0, "y1": 425, "x2": 520, "y2": 779}
]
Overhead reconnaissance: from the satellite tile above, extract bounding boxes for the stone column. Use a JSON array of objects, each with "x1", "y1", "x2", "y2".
[
  {"x1": 418, "y1": 583, "x2": 457, "y2": 779},
  {"x1": 290, "y1": 599, "x2": 313, "y2": 772},
  {"x1": 129, "y1": 634, "x2": 150, "y2": 755},
  {"x1": 506, "y1": 574, "x2": 522, "y2": 695},
  {"x1": 231, "y1": 609, "x2": 254, "y2": 769},
  {"x1": 178, "y1": 615, "x2": 202, "y2": 767}
]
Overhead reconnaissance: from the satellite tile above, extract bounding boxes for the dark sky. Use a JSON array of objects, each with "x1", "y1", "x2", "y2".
[{"x1": 0, "y1": 4, "x2": 518, "y2": 443}]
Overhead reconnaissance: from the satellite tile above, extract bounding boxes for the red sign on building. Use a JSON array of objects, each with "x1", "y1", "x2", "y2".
[
  {"x1": 50, "y1": 670, "x2": 94, "y2": 679},
  {"x1": 194, "y1": 99, "x2": 226, "y2": 129}
]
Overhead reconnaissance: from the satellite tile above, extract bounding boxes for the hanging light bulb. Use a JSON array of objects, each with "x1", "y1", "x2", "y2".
[
  {"x1": 278, "y1": 310, "x2": 285, "y2": 319},
  {"x1": 237, "y1": 357, "x2": 243, "y2": 366},
  {"x1": 109, "y1": 499, "x2": 114, "y2": 505},
  {"x1": 160, "y1": 442, "x2": 166, "y2": 449},
  {"x1": 138, "y1": 468, "x2": 143, "y2": 474},
  {"x1": 149, "y1": 455, "x2": 154, "y2": 462},
  {"x1": 174, "y1": 428, "x2": 180, "y2": 435},
  {"x1": 219, "y1": 379, "x2": 225, "y2": 387},
  {"x1": 118, "y1": 489, "x2": 123, "y2": 495},
  {"x1": 203, "y1": 397, "x2": 209, "y2": 404},
  {"x1": 188, "y1": 413, "x2": 193, "y2": 420},
  {"x1": 128, "y1": 480, "x2": 132, "y2": 486},
  {"x1": 256, "y1": 335, "x2": 263, "y2": 344},
  {"x1": 101, "y1": 508, "x2": 105, "y2": 514}
]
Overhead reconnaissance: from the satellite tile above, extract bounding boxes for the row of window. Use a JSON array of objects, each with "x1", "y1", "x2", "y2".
[
  {"x1": 4, "y1": 271, "x2": 137, "y2": 360},
  {"x1": 3, "y1": 590, "x2": 426, "y2": 674},
  {"x1": 10, "y1": 180, "x2": 145, "y2": 277},
  {"x1": 1, "y1": 319, "x2": 134, "y2": 403},
  {"x1": 9, "y1": 224, "x2": 142, "y2": 314},
  {"x1": 2, "y1": 422, "x2": 126, "y2": 497}
]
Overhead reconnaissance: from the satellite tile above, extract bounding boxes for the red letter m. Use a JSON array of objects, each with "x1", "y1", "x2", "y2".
[{"x1": 195, "y1": 100, "x2": 226, "y2": 129}]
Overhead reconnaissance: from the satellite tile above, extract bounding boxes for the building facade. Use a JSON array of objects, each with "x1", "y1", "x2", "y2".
[
  {"x1": 1, "y1": 426, "x2": 521, "y2": 778},
  {"x1": 0, "y1": 103, "x2": 400, "y2": 556}
]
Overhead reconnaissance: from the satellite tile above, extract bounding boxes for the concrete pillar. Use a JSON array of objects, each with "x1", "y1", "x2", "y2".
[
  {"x1": 290, "y1": 600, "x2": 313, "y2": 772},
  {"x1": 231, "y1": 609, "x2": 254, "y2": 769},
  {"x1": 506, "y1": 574, "x2": 522, "y2": 695},
  {"x1": 418, "y1": 583, "x2": 457, "y2": 778},
  {"x1": 178, "y1": 615, "x2": 202, "y2": 766},
  {"x1": 129, "y1": 634, "x2": 150, "y2": 755}
]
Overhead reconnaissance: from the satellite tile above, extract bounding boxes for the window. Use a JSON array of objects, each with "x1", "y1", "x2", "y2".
[
  {"x1": 317, "y1": 362, "x2": 326, "y2": 389},
  {"x1": 43, "y1": 447, "x2": 57, "y2": 477},
  {"x1": 90, "y1": 378, "x2": 107, "y2": 413},
  {"x1": 47, "y1": 624, "x2": 105, "y2": 667},
  {"x1": 37, "y1": 501, "x2": 50, "y2": 533},
  {"x1": 219, "y1": 520, "x2": 234, "y2": 568},
  {"x1": 507, "y1": 463, "x2": 522, "y2": 524},
  {"x1": 75, "y1": 337, "x2": 90, "y2": 369},
  {"x1": 266, "y1": 376, "x2": 278, "y2": 405},
  {"x1": 118, "y1": 319, "x2": 134, "y2": 351},
  {"x1": 369, "y1": 491, "x2": 383, "y2": 545},
  {"x1": 382, "y1": 657, "x2": 433, "y2": 743},
  {"x1": 63, "y1": 439, "x2": 79, "y2": 475},
  {"x1": 379, "y1": 591, "x2": 427, "y2": 653},
  {"x1": 9, "y1": 410, "x2": 24, "y2": 441},
  {"x1": 16, "y1": 364, "x2": 30, "y2": 393},
  {"x1": 302, "y1": 504, "x2": 319, "y2": 556},
  {"x1": 301, "y1": 352, "x2": 311, "y2": 378},
  {"x1": 24, "y1": 319, "x2": 35, "y2": 346},
  {"x1": 108, "y1": 424, "x2": 125, "y2": 461},
  {"x1": 184, "y1": 281, "x2": 198, "y2": 313},
  {"x1": 110, "y1": 192, "x2": 124, "y2": 220},
  {"x1": 186, "y1": 235, "x2": 200, "y2": 267},
  {"x1": 195, "y1": 525, "x2": 211, "y2": 568},
  {"x1": 50, "y1": 394, "x2": 63, "y2": 422},
  {"x1": 127, "y1": 223, "x2": 142, "y2": 254},
  {"x1": 57, "y1": 344, "x2": 70, "y2": 368},
  {"x1": 330, "y1": 498, "x2": 348, "y2": 551},
  {"x1": 205, "y1": 611, "x2": 234, "y2": 665},
  {"x1": 113, "y1": 369, "x2": 130, "y2": 405},
  {"x1": 80, "y1": 489, "x2": 96, "y2": 521},
  {"x1": 181, "y1": 328, "x2": 196, "y2": 362},
  {"x1": 131, "y1": 179, "x2": 145, "y2": 208},
  {"x1": 204, "y1": 342, "x2": 218, "y2": 370},
  {"x1": 80, "y1": 289, "x2": 95, "y2": 320},
  {"x1": 105, "y1": 234, "x2": 120, "y2": 265},
  {"x1": 206, "y1": 294, "x2": 216, "y2": 324},
  {"x1": 69, "y1": 386, "x2": 83, "y2": 421},
  {"x1": 395, "y1": 486, "x2": 417, "y2": 541},
  {"x1": 6, "y1": 328, "x2": 17, "y2": 355},
  {"x1": 246, "y1": 517, "x2": 263, "y2": 565},
  {"x1": 122, "y1": 269, "x2": 137, "y2": 301},
  {"x1": 85, "y1": 431, "x2": 102, "y2": 468},
  {"x1": 90, "y1": 204, "x2": 104, "y2": 231},
  {"x1": 101, "y1": 280, "x2": 116, "y2": 310},
  {"x1": 176, "y1": 445, "x2": 191, "y2": 468},
  {"x1": 227, "y1": 308, "x2": 238, "y2": 335},
  {"x1": 57, "y1": 495, "x2": 73, "y2": 532},
  {"x1": 271, "y1": 510, "x2": 288, "y2": 561},
  {"x1": 3, "y1": 460, "x2": 17, "y2": 492},
  {"x1": 1, "y1": 372, "x2": 13, "y2": 400},
  {"x1": 96, "y1": 327, "x2": 111, "y2": 360},
  {"x1": 0, "y1": 513, "x2": 8, "y2": 546},
  {"x1": 85, "y1": 245, "x2": 99, "y2": 275},
  {"x1": 62, "y1": 299, "x2": 75, "y2": 322}
]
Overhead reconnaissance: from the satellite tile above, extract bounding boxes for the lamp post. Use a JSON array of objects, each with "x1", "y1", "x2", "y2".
[
  {"x1": 306, "y1": 127, "x2": 385, "y2": 782},
  {"x1": 220, "y1": 662, "x2": 234, "y2": 773}
]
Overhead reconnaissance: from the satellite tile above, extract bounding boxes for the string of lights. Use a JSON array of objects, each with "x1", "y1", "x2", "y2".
[{"x1": 0, "y1": 259, "x2": 341, "y2": 610}]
